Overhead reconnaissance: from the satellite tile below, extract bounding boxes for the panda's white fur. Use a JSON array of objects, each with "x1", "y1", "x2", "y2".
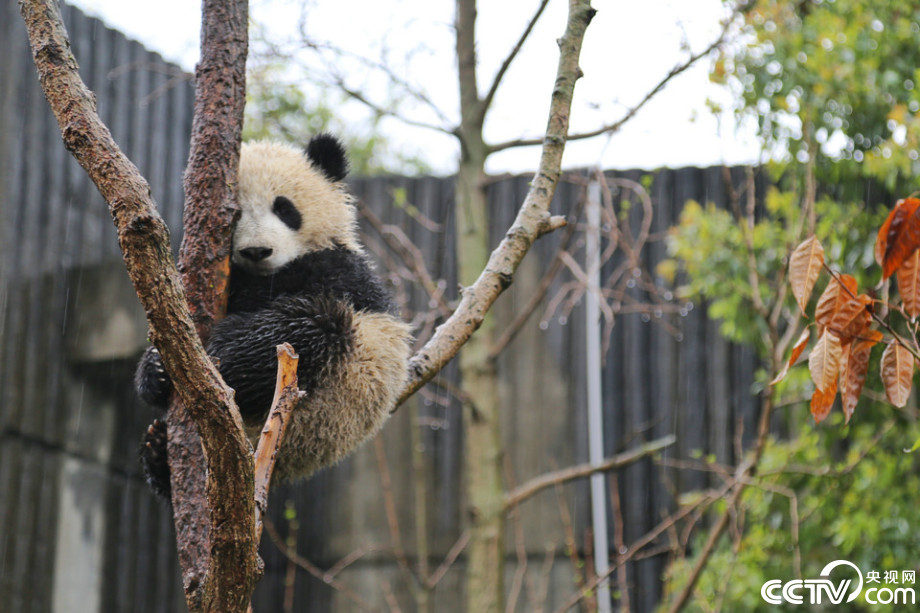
[
  {"x1": 234, "y1": 141, "x2": 362, "y2": 273},
  {"x1": 136, "y1": 135, "x2": 412, "y2": 495},
  {"x1": 258, "y1": 309, "x2": 412, "y2": 480}
]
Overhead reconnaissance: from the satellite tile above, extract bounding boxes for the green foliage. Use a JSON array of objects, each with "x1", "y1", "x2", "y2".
[
  {"x1": 659, "y1": 421, "x2": 920, "y2": 612},
  {"x1": 716, "y1": 0, "x2": 920, "y2": 188},
  {"x1": 243, "y1": 63, "x2": 432, "y2": 177},
  {"x1": 663, "y1": 190, "x2": 885, "y2": 360}
]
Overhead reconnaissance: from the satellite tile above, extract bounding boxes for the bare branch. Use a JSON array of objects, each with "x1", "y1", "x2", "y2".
[
  {"x1": 488, "y1": 3, "x2": 743, "y2": 154},
  {"x1": 359, "y1": 202, "x2": 453, "y2": 317},
  {"x1": 254, "y1": 344, "x2": 304, "y2": 541},
  {"x1": 480, "y1": 0, "x2": 552, "y2": 118},
  {"x1": 426, "y1": 530, "x2": 472, "y2": 589},
  {"x1": 489, "y1": 180, "x2": 585, "y2": 358},
  {"x1": 263, "y1": 520, "x2": 378, "y2": 612},
  {"x1": 555, "y1": 480, "x2": 733, "y2": 613},
  {"x1": 503, "y1": 435, "x2": 675, "y2": 509},
  {"x1": 330, "y1": 74, "x2": 456, "y2": 136},
  {"x1": 395, "y1": 1, "x2": 594, "y2": 405}
]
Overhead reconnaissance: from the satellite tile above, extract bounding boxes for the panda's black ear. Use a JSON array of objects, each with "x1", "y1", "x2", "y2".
[{"x1": 305, "y1": 134, "x2": 349, "y2": 182}]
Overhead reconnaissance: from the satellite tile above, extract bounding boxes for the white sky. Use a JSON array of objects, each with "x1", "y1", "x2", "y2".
[{"x1": 67, "y1": 0, "x2": 761, "y2": 174}]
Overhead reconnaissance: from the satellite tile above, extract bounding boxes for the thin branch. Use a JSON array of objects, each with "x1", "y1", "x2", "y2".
[
  {"x1": 263, "y1": 519, "x2": 378, "y2": 612},
  {"x1": 489, "y1": 182, "x2": 586, "y2": 358},
  {"x1": 359, "y1": 202, "x2": 452, "y2": 317},
  {"x1": 555, "y1": 478, "x2": 590, "y2": 610},
  {"x1": 397, "y1": 0, "x2": 595, "y2": 405},
  {"x1": 554, "y1": 480, "x2": 733, "y2": 613},
  {"x1": 254, "y1": 344, "x2": 304, "y2": 541},
  {"x1": 425, "y1": 531, "x2": 471, "y2": 589},
  {"x1": 374, "y1": 437, "x2": 414, "y2": 581},
  {"x1": 488, "y1": 1, "x2": 745, "y2": 154},
  {"x1": 664, "y1": 394, "x2": 776, "y2": 613},
  {"x1": 331, "y1": 75, "x2": 455, "y2": 136},
  {"x1": 503, "y1": 435, "x2": 675, "y2": 509},
  {"x1": 296, "y1": 34, "x2": 455, "y2": 129},
  {"x1": 609, "y1": 474, "x2": 631, "y2": 613},
  {"x1": 480, "y1": 0, "x2": 552, "y2": 118}
]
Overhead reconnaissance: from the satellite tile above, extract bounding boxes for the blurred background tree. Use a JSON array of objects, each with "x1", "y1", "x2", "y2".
[
  {"x1": 244, "y1": 63, "x2": 432, "y2": 176},
  {"x1": 658, "y1": 1, "x2": 920, "y2": 609},
  {"x1": 713, "y1": 0, "x2": 920, "y2": 190}
]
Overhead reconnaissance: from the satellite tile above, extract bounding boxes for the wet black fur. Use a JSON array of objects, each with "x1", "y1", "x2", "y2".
[
  {"x1": 136, "y1": 246, "x2": 392, "y2": 499},
  {"x1": 228, "y1": 244, "x2": 394, "y2": 315},
  {"x1": 135, "y1": 134, "x2": 387, "y2": 500}
]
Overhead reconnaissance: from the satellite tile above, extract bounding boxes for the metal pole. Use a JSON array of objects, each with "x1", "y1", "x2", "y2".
[{"x1": 586, "y1": 179, "x2": 612, "y2": 613}]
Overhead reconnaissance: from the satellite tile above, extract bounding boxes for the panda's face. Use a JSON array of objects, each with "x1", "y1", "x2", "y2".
[{"x1": 234, "y1": 139, "x2": 358, "y2": 274}]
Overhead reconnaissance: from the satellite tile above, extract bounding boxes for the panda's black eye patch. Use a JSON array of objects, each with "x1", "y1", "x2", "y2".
[{"x1": 272, "y1": 196, "x2": 302, "y2": 230}]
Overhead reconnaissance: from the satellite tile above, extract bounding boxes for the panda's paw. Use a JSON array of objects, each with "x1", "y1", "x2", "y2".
[
  {"x1": 139, "y1": 418, "x2": 171, "y2": 500},
  {"x1": 135, "y1": 346, "x2": 173, "y2": 408}
]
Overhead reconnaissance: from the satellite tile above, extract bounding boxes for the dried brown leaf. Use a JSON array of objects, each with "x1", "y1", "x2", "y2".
[
  {"x1": 897, "y1": 248, "x2": 920, "y2": 319},
  {"x1": 789, "y1": 236, "x2": 825, "y2": 314},
  {"x1": 810, "y1": 378, "x2": 837, "y2": 423},
  {"x1": 814, "y1": 274, "x2": 871, "y2": 342},
  {"x1": 877, "y1": 197, "x2": 920, "y2": 279},
  {"x1": 839, "y1": 330, "x2": 882, "y2": 423},
  {"x1": 770, "y1": 328, "x2": 810, "y2": 386},
  {"x1": 881, "y1": 342, "x2": 915, "y2": 408},
  {"x1": 809, "y1": 331, "x2": 843, "y2": 393}
]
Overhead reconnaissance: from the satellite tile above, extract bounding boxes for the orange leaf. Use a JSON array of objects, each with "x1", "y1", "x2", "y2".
[
  {"x1": 897, "y1": 249, "x2": 920, "y2": 319},
  {"x1": 789, "y1": 236, "x2": 825, "y2": 314},
  {"x1": 839, "y1": 331, "x2": 882, "y2": 423},
  {"x1": 814, "y1": 275, "x2": 869, "y2": 340},
  {"x1": 877, "y1": 198, "x2": 920, "y2": 279},
  {"x1": 881, "y1": 342, "x2": 915, "y2": 407},
  {"x1": 770, "y1": 328, "x2": 811, "y2": 386},
  {"x1": 811, "y1": 378, "x2": 837, "y2": 423},
  {"x1": 833, "y1": 294, "x2": 872, "y2": 340},
  {"x1": 809, "y1": 331, "x2": 843, "y2": 393},
  {"x1": 815, "y1": 274, "x2": 857, "y2": 325}
]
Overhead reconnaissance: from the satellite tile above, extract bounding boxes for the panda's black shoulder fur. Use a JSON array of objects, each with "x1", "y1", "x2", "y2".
[{"x1": 228, "y1": 244, "x2": 394, "y2": 315}]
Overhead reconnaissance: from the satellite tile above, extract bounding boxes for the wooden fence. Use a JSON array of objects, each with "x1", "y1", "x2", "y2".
[{"x1": 1, "y1": 2, "x2": 763, "y2": 612}]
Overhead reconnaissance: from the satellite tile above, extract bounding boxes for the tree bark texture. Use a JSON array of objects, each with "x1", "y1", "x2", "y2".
[
  {"x1": 18, "y1": 1, "x2": 257, "y2": 612},
  {"x1": 168, "y1": 1, "x2": 253, "y2": 611}
]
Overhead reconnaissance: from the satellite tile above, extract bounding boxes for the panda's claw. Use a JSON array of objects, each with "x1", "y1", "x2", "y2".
[
  {"x1": 135, "y1": 346, "x2": 173, "y2": 408},
  {"x1": 139, "y1": 418, "x2": 171, "y2": 500}
]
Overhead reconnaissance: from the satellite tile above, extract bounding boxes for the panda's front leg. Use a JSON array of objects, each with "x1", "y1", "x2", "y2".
[{"x1": 206, "y1": 294, "x2": 355, "y2": 424}]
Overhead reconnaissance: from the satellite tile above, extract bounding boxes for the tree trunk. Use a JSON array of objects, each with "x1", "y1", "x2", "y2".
[
  {"x1": 17, "y1": 1, "x2": 257, "y2": 611},
  {"x1": 455, "y1": 0, "x2": 506, "y2": 609},
  {"x1": 169, "y1": 1, "x2": 253, "y2": 610},
  {"x1": 456, "y1": 155, "x2": 506, "y2": 612}
]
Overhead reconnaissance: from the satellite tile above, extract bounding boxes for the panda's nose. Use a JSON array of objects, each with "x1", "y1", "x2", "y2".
[{"x1": 239, "y1": 247, "x2": 273, "y2": 262}]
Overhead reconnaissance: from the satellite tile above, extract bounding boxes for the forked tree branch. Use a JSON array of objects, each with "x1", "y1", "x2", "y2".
[
  {"x1": 488, "y1": 1, "x2": 745, "y2": 153},
  {"x1": 18, "y1": 1, "x2": 257, "y2": 611},
  {"x1": 396, "y1": 0, "x2": 597, "y2": 404}
]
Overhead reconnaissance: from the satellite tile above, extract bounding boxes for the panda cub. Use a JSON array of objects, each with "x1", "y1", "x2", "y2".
[{"x1": 136, "y1": 134, "x2": 412, "y2": 499}]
